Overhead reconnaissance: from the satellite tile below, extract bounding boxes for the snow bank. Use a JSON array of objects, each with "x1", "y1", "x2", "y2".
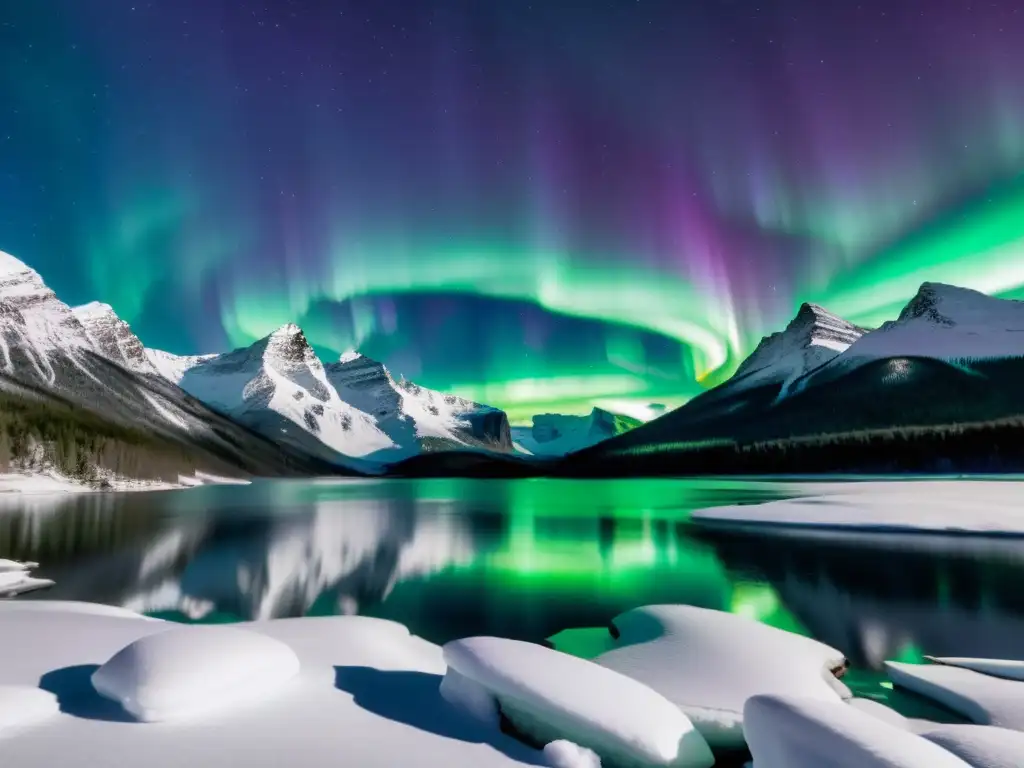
[
  {"x1": 543, "y1": 740, "x2": 602, "y2": 768},
  {"x1": 0, "y1": 559, "x2": 53, "y2": 597},
  {"x1": 886, "y1": 661, "x2": 1024, "y2": 730},
  {"x1": 925, "y1": 656, "x2": 1024, "y2": 682},
  {"x1": 0, "y1": 686, "x2": 59, "y2": 737},
  {"x1": 442, "y1": 636, "x2": 713, "y2": 768},
  {"x1": 744, "y1": 694, "x2": 972, "y2": 767},
  {"x1": 594, "y1": 605, "x2": 848, "y2": 748},
  {"x1": 847, "y1": 698, "x2": 912, "y2": 731},
  {"x1": 91, "y1": 625, "x2": 301, "y2": 722},
  {"x1": 918, "y1": 724, "x2": 1024, "y2": 768},
  {"x1": 691, "y1": 481, "x2": 1024, "y2": 536},
  {"x1": 0, "y1": 605, "x2": 540, "y2": 767}
]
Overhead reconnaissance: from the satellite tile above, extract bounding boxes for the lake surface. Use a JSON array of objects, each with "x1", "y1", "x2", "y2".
[{"x1": 3, "y1": 477, "x2": 1023, "y2": 684}]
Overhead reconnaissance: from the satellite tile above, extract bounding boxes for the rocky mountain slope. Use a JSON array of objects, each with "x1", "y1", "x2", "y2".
[
  {"x1": 0, "y1": 250, "x2": 337, "y2": 486},
  {"x1": 146, "y1": 334, "x2": 513, "y2": 463},
  {"x1": 571, "y1": 283, "x2": 1024, "y2": 468}
]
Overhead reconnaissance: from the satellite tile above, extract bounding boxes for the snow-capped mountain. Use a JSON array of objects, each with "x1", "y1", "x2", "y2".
[
  {"x1": 805, "y1": 283, "x2": 1024, "y2": 382},
  {"x1": 147, "y1": 334, "x2": 513, "y2": 462},
  {"x1": 731, "y1": 303, "x2": 866, "y2": 395},
  {"x1": 73, "y1": 301, "x2": 160, "y2": 376},
  {"x1": 0, "y1": 249, "x2": 333, "y2": 482},
  {"x1": 147, "y1": 325, "x2": 396, "y2": 461},
  {"x1": 0, "y1": 250, "x2": 98, "y2": 386},
  {"x1": 579, "y1": 282, "x2": 1024, "y2": 466},
  {"x1": 326, "y1": 351, "x2": 512, "y2": 453},
  {"x1": 512, "y1": 407, "x2": 640, "y2": 456}
]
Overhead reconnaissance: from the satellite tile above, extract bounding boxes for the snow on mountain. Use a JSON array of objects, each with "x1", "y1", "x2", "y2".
[
  {"x1": 147, "y1": 332, "x2": 512, "y2": 462},
  {"x1": 145, "y1": 347, "x2": 217, "y2": 383},
  {"x1": 512, "y1": 407, "x2": 639, "y2": 456},
  {"x1": 0, "y1": 250, "x2": 99, "y2": 385},
  {"x1": 151, "y1": 326, "x2": 396, "y2": 461},
  {"x1": 0, "y1": 250, "x2": 329, "y2": 481},
  {"x1": 73, "y1": 301, "x2": 160, "y2": 376},
  {"x1": 728, "y1": 303, "x2": 866, "y2": 396},
  {"x1": 325, "y1": 352, "x2": 512, "y2": 453},
  {"x1": 818, "y1": 283, "x2": 1024, "y2": 369}
]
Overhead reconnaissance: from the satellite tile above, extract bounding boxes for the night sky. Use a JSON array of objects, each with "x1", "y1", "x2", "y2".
[{"x1": 2, "y1": 1, "x2": 1023, "y2": 421}]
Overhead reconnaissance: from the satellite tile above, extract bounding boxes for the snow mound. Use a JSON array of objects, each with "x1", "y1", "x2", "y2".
[
  {"x1": 442, "y1": 636, "x2": 713, "y2": 768},
  {"x1": 543, "y1": 740, "x2": 602, "y2": 768},
  {"x1": 925, "y1": 657, "x2": 1024, "y2": 682},
  {"x1": 594, "y1": 605, "x2": 848, "y2": 749},
  {"x1": 847, "y1": 698, "x2": 912, "y2": 731},
  {"x1": 91, "y1": 625, "x2": 301, "y2": 722},
  {"x1": 744, "y1": 694, "x2": 971, "y2": 767},
  {"x1": 0, "y1": 686, "x2": 59, "y2": 737},
  {"x1": 918, "y1": 724, "x2": 1024, "y2": 768},
  {"x1": 886, "y1": 662, "x2": 1024, "y2": 730},
  {"x1": 690, "y1": 481, "x2": 1024, "y2": 535}
]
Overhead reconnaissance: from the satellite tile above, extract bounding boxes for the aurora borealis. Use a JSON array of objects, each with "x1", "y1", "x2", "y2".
[{"x1": 2, "y1": 2, "x2": 1023, "y2": 422}]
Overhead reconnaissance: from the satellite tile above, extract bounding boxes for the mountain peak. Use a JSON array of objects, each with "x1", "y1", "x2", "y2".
[
  {"x1": 0, "y1": 250, "x2": 35, "y2": 277},
  {"x1": 733, "y1": 302, "x2": 865, "y2": 385},
  {"x1": 895, "y1": 281, "x2": 1003, "y2": 327},
  {"x1": 270, "y1": 322, "x2": 303, "y2": 338},
  {"x1": 72, "y1": 300, "x2": 158, "y2": 375},
  {"x1": 338, "y1": 350, "x2": 362, "y2": 364},
  {"x1": 73, "y1": 301, "x2": 116, "y2": 319},
  {"x1": 262, "y1": 323, "x2": 318, "y2": 368}
]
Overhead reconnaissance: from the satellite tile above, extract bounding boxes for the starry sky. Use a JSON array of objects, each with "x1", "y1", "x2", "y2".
[{"x1": 1, "y1": 1, "x2": 1023, "y2": 422}]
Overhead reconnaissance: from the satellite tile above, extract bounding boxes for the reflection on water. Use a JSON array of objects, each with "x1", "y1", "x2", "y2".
[{"x1": 2, "y1": 478, "x2": 1024, "y2": 670}]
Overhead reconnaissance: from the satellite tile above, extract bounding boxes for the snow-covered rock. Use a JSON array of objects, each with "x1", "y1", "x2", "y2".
[
  {"x1": 744, "y1": 694, "x2": 972, "y2": 767},
  {"x1": 886, "y1": 661, "x2": 1024, "y2": 730},
  {"x1": 442, "y1": 636, "x2": 713, "y2": 768},
  {"x1": 729, "y1": 303, "x2": 865, "y2": 396},
  {"x1": 690, "y1": 481, "x2": 1024, "y2": 535},
  {"x1": 918, "y1": 724, "x2": 1024, "y2": 768},
  {"x1": 0, "y1": 686, "x2": 59, "y2": 737},
  {"x1": 512, "y1": 408, "x2": 638, "y2": 457},
  {"x1": 543, "y1": 740, "x2": 602, "y2": 768},
  {"x1": 808, "y1": 283, "x2": 1024, "y2": 380},
  {"x1": 72, "y1": 301, "x2": 159, "y2": 376},
  {"x1": 924, "y1": 657, "x2": 1024, "y2": 682},
  {"x1": 593, "y1": 605, "x2": 849, "y2": 748},
  {"x1": 91, "y1": 625, "x2": 301, "y2": 722}
]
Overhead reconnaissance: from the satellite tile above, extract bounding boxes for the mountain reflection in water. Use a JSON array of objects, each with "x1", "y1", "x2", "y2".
[{"x1": 2, "y1": 478, "x2": 1023, "y2": 669}]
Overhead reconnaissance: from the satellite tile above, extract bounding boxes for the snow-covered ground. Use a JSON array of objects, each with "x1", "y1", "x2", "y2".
[
  {"x1": 0, "y1": 600, "x2": 1017, "y2": 766},
  {"x1": 690, "y1": 481, "x2": 1024, "y2": 536},
  {"x1": 0, "y1": 468, "x2": 250, "y2": 495}
]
